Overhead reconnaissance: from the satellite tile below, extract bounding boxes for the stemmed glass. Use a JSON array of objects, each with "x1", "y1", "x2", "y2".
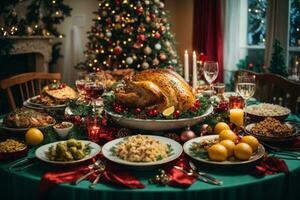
[
  {"x1": 84, "y1": 73, "x2": 106, "y2": 106},
  {"x1": 203, "y1": 61, "x2": 219, "y2": 90},
  {"x1": 75, "y1": 71, "x2": 89, "y2": 98},
  {"x1": 236, "y1": 75, "x2": 256, "y2": 126}
]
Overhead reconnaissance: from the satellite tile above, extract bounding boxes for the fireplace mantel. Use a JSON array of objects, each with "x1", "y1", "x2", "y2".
[{"x1": 6, "y1": 36, "x2": 54, "y2": 72}]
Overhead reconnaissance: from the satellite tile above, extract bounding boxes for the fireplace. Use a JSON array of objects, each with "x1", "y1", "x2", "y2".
[{"x1": 0, "y1": 36, "x2": 54, "y2": 114}]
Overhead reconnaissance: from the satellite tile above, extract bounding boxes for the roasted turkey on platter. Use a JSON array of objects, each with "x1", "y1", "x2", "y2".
[{"x1": 115, "y1": 69, "x2": 196, "y2": 112}]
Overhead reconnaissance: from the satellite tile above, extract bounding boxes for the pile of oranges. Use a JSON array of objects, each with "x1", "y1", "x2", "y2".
[{"x1": 208, "y1": 122, "x2": 259, "y2": 162}]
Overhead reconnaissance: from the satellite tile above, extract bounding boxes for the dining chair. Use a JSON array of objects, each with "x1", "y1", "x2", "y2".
[
  {"x1": 0, "y1": 72, "x2": 61, "y2": 110},
  {"x1": 234, "y1": 69, "x2": 300, "y2": 113}
]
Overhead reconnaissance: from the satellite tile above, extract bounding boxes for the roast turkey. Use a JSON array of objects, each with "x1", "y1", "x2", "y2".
[{"x1": 115, "y1": 69, "x2": 196, "y2": 112}]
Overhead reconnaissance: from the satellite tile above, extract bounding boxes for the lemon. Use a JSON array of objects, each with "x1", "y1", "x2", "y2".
[
  {"x1": 219, "y1": 130, "x2": 238, "y2": 143},
  {"x1": 214, "y1": 122, "x2": 230, "y2": 134},
  {"x1": 234, "y1": 143, "x2": 253, "y2": 160},
  {"x1": 25, "y1": 128, "x2": 44, "y2": 145},
  {"x1": 162, "y1": 106, "x2": 175, "y2": 117},
  {"x1": 240, "y1": 135, "x2": 259, "y2": 152},
  {"x1": 208, "y1": 144, "x2": 228, "y2": 162},
  {"x1": 220, "y1": 140, "x2": 235, "y2": 157}
]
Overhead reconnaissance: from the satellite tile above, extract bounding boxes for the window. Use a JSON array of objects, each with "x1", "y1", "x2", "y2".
[{"x1": 288, "y1": 0, "x2": 300, "y2": 79}]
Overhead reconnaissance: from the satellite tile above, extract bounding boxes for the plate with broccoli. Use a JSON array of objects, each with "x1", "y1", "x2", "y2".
[{"x1": 35, "y1": 139, "x2": 101, "y2": 165}]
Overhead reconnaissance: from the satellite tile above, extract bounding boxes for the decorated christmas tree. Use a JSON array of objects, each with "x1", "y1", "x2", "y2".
[
  {"x1": 78, "y1": 0, "x2": 180, "y2": 72},
  {"x1": 269, "y1": 39, "x2": 288, "y2": 77}
]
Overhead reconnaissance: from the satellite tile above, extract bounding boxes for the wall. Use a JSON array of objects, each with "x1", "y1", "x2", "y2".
[
  {"x1": 165, "y1": 0, "x2": 194, "y2": 63},
  {"x1": 55, "y1": 0, "x2": 194, "y2": 74}
]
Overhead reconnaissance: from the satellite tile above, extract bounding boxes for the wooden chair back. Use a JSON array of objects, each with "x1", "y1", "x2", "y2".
[
  {"x1": 0, "y1": 72, "x2": 61, "y2": 110},
  {"x1": 234, "y1": 70, "x2": 300, "y2": 113}
]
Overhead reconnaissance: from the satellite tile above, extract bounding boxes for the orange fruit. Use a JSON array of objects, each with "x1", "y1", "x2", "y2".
[
  {"x1": 240, "y1": 135, "x2": 259, "y2": 152},
  {"x1": 25, "y1": 128, "x2": 44, "y2": 145},
  {"x1": 220, "y1": 140, "x2": 235, "y2": 157},
  {"x1": 208, "y1": 144, "x2": 228, "y2": 162},
  {"x1": 214, "y1": 122, "x2": 230, "y2": 134},
  {"x1": 219, "y1": 130, "x2": 238, "y2": 143},
  {"x1": 234, "y1": 143, "x2": 253, "y2": 160}
]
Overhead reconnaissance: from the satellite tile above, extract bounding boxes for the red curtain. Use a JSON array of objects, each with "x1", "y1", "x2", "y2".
[{"x1": 193, "y1": 0, "x2": 224, "y2": 82}]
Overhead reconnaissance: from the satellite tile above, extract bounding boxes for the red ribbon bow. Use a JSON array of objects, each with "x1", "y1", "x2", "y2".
[{"x1": 254, "y1": 156, "x2": 289, "y2": 175}]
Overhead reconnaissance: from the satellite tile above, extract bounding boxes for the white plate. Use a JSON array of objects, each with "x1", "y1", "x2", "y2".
[
  {"x1": 102, "y1": 135, "x2": 183, "y2": 168},
  {"x1": 0, "y1": 118, "x2": 55, "y2": 132},
  {"x1": 183, "y1": 135, "x2": 265, "y2": 166},
  {"x1": 26, "y1": 95, "x2": 67, "y2": 109},
  {"x1": 106, "y1": 105, "x2": 213, "y2": 131},
  {"x1": 35, "y1": 140, "x2": 101, "y2": 165}
]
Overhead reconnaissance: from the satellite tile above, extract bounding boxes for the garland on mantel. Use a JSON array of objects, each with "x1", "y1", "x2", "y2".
[{"x1": 0, "y1": 0, "x2": 72, "y2": 66}]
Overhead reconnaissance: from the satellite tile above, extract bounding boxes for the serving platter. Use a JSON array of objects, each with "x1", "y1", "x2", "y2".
[
  {"x1": 105, "y1": 105, "x2": 213, "y2": 131},
  {"x1": 245, "y1": 122, "x2": 300, "y2": 142},
  {"x1": 0, "y1": 118, "x2": 56, "y2": 132},
  {"x1": 102, "y1": 135, "x2": 183, "y2": 168},
  {"x1": 183, "y1": 135, "x2": 265, "y2": 166},
  {"x1": 25, "y1": 95, "x2": 67, "y2": 109},
  {"x1": 245, "y1": 104, "x2": 290, "y2": 122},
  {"x1": 35, "y1": 140, "x2": 101, "y2": 165}
]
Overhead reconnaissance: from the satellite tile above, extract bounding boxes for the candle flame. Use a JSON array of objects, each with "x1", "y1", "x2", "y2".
[{"x1": 185, "y1": 50, "x2": 188, "y2": 54}]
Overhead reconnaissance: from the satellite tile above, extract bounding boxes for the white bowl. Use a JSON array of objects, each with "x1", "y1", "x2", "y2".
[{"x1": 53, "y1": 122, "x2": 73, "y2": 139}]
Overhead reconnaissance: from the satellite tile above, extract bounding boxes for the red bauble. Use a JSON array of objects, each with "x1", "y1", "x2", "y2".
[
  {"x1": 135, "y1": 108, "x2": 142, "y2": 113},
  {"x1": 154, "y1": 32, "x2": 161, "y2": 39},
  {"x1": 114, "y1": 46, "x2": 122, "y2": 55},
  {"x1": 136, "y1": 6, "x2": 144, "y2": 15},
  {"x1": 150, "y1": 13, "x2": 157, "y2": 20},
  {"x1": 133, "y1": 42, "x2": 142, "y2": 49},
  {"x1": 159, "y1": 26, "x2": 166, "y2": 33},
  {"x1": 180, "y1": 128, "x2": 196, "y2": 142},
  {"x1": 114, "y1": 106, "x2": 123, "y2": 113},
  {"x1": 173, "y1": 110, "x2": 180, "y2": 118},
  {"x1": 137, "y1": 34, "x2": 146, "y2": 42}
]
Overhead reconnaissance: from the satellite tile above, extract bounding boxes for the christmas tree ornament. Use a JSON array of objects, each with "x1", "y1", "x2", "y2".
[
  {"x1": 136, "y1": 6, "x2": 144, "y2": 15},
  {"x1": 159, "y1": 26, "x2": 166, "y2": 33},
  {"x1": 165, "y1": 41, "x2": 171, "y2": 47},
  {"x1": 153, "y1": 58, "x2": 159, "y2": 65},
  {"x1": 150, "y1": 13, "x2": 157, "y2": 20},
  {"x1": 137, "y1": 34, "x2": 146, "y2": 42},
  {"x1": 133, "y1": 42, "x2": 142, "y2": 49},
  {"x1": 115, "y1": 23, "x2": 122, "y2": 29},
  {"x1": 106, "y1": 31, "x2": 112, "y2": 37},
  {"x1": 126, "y1": 57, "x2": 133, "y2": 65},
  {"x1": 159, "y1": 2, "x2": 165, "y2": 8},
  {"x1": 138, "y1": 24, "x2": 146, "y2": 32},
  {"x1": 102, "y1": 10, "x2": 108, "y2": 17},
  {"x1": 154, "y1": 43, "x2": 162, "y2": 50},
  {"x1": 199, "y1": 124, "x2": 213, "y2": 136},
  {"x1": 145, "y1": 16, "x2": 151, "y2": 23},
  {"x1": 144, "y1": 46, "x2": 152, "y2": 55},
  {"x1": 180, "y1": 128, "x2": 196, "y2": 142},
  {"x1": 114, "y1": 46, "x2": 123, "y2": 55},
  {"x1": 154, "y1": 32, "x2": 161, "y2": 39},
  {"x1": 132, "y1": 54, "x2": 137, "y2": 60},
  {"x1": 159, "y1": 52, "x2": 167, "y2": 61},
  {"x1": 142, "y1": 61, "x2": 150, "y2": 69},
  {"x1": 115, "y1": 15, "x2": 121, "y2": 22},
  {"x1": 145, "y1": 0, "x2": 150, "y2": 5}
]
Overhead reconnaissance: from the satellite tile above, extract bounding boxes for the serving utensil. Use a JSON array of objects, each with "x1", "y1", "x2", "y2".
[
  {"x1": 189, "y1": 161, "x2": 223, "y2": 185},
  {"x1": 72, "y1": 159, "x2": 103, "y2": 185}
]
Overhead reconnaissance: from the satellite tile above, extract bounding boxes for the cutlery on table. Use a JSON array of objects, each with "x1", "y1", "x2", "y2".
[
  {"x1": 9, "y1": 157, "x2": 37, "y2": 171},
  {"x1": 174, "y1": 166, "x2": 222, "y2": 186},
  {"x1": 189, "y1": 161, "x2": 223, "y2": 185},
  {"x1": 89, "y1": 163, "x2": 106, "y2": 189},
  {"x1": 72, "y1": 159, "x2": 103, "y2": 185},
  {"x1": 261, "y1": 142, "x2": 300, "y2": 159}
]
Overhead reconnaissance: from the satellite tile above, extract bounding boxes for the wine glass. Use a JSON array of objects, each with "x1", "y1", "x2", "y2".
[
  {"x1": 75, "y1": 71, "x2": 88, "y2": 96},
  {"x1": 236, "y1": 75, "x2": 256, "y2": 126},
  {"x1": 203, "y1": 61, "x2": 219, "y2": 90}
]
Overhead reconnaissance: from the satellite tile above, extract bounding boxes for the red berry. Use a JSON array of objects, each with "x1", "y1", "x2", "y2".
[
  {"x1": 114, "y1": 107, "x2": 123, "y2": 113},
  {"x1": 194, "y1": 99, "x2": 200, "y2": 108},
  {"x1": 147, "y1": 110, "x2": 153, "y2": 116},
  {"x1": 190, "y1": 106, "x2": 198, "y2": 112},
  {"x1": 173, "y1": 110, "x2": 180, "y2": 118},
  {"x1": 152, "y1": 109, "x2": 159, "y2": 116},
  {"x1": 135, "y1": 108, "x2": 142, "y2": 113}
]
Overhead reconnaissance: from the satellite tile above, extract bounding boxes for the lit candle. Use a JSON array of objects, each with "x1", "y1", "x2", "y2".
[
  {"x1": 184, "y1": 50, "x2": 189, "y2": 83},
  {"x1": 192, "y1": 51, "x2": 197, "y2": 88},
  {"x1": 87, "y1": 125, "x2": 100, "y2": 142},
  {"x1": 230, "y1": 108, "x2": 244, "y2": 127}
]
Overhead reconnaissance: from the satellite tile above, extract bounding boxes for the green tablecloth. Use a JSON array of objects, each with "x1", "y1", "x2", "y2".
[{"x1": 0, "y1": 115, "x2": 300, "y2": 200}]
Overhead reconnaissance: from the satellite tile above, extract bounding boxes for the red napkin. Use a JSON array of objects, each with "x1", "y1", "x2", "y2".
[
  {"x1": 39, "y1": 157, "x2": 144, "y2": 200},
  {"x1": 253, "y1": 156, "x2": 289, "y2": 175},
  {"x1": 165, "y1": 157, "x2": 197, "y2": 187}
]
